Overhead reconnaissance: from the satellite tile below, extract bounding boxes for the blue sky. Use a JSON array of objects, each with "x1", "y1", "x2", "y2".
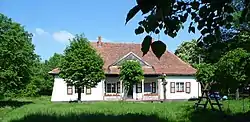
[{"x1": 0, "y1": 0, "x2": 201, "y2": 60}]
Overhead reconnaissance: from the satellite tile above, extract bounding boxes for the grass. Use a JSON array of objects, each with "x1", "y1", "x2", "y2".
[{"x1": 1, "y1": 96, "x2": 250, "y2": 122}]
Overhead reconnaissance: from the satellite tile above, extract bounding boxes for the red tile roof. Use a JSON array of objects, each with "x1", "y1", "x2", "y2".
[{"x1": 49, "y1": 41, "x2": 196, "y2": 75}]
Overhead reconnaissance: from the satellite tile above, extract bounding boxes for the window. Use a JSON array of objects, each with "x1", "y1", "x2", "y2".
[
  {"x1": 152, "y1": 82, "x2": 156, "y2": 93},
  {"x1": 75, "y1": 86, "x2": 84, "y2": 93},
  {"x1": 117, "y1": 82, "x2": 120, "y2": 93},
  {"x1": 67, "y1": 84, "x2": 73, "y2": 95},
  {"x1": 186, "y1": 82, "x2": 191, "y2": 93},
  {"x1": 144, "y1": 83, "x2": 151, "y2": 92},
  {"x1": 144, "y1": 82, "x2": 157, "y2": 93},
  {"x1": 86, "y1": 87, "x2": 91, "y2": 95},
  {"x1": 106, "y1": 83, "x2": 117, "y2": 93},
  {"x1": 176, "y1": 82, "x2": 184, "y2": 92},
  {"x1": 170, "y1": 82, "x2": 175, "y2": 93},
  {"x1": 136, "y1": 82, "x2": 142, "y2": 93}
]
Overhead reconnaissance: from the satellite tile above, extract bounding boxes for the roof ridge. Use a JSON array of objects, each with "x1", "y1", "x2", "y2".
[
  {"x1": 91, "y1": 41, "x2": 140, "y2": 44},
  {"x1": 90, "y1": 41, "x2": 172, "y2": 53}
]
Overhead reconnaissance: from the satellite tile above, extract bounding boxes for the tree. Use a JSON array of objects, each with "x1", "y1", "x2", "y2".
[
  {"x1": 125, "y1": 0, "x2": 250, "y2": 58},
  {"x1": 21, "y1": 53, "x2": 63, "y2": 97},
  {"x1": 195, "y1": 63, "x2": 216, "y2": 90},
  {"x1": 175, "y1": 39, "x2": 203, "y2": 67},
  {"x1": 215, "y1": 48, "x2": 250, "y2": 99},
  {"x1": 59, "y1": 34, "x2": 105, "y2": 102},
  {"x1": 119, "y1": 60, "x2": 144, "y2": 100},
  {"x1": 0, "y1": 13, "x2": 37, "y2": 97},
  {"x1": 41, "y1": 53, "x2": 63, "y2": 95},
  {"x1": 46, "y1": 53, "x2": 63, "y2": 69}
]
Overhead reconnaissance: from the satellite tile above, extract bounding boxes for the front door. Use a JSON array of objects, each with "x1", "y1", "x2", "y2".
[{"x1": 127, "y1": 86, "x2": 133, "y2": 99}]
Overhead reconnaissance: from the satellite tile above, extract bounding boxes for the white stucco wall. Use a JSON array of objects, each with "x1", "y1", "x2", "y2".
[
  {"x1": 159, "y1": 76, "x2": 201, "y2": 100},
  {"x1": 51, "y1": 75, "x2": 104, "y2": 102},
  {"x1": 51, "y1": 75, "x2": 201, "y2": 101},
  {"x1": 51, "y1": 76, "x2": 73, "y2": 102}
]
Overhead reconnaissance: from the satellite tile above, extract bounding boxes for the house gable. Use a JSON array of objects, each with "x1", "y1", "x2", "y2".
[{"x1": 110, "y1": 52, "x2": 152, "y2": 67}]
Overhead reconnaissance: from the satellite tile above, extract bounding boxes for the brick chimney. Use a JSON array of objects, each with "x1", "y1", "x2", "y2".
[{"x1": 97, "y1": 36, "x2": 102, "y2": 47}]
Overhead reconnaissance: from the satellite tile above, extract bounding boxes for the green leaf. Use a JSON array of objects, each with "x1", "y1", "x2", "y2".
[
  {"x1": 164, "y1": 29, "x2": 168, "y2": 35},
  {"x1": 226, "y1": 15, "x2": 233, "y2": 22},
  {"x1": 155, "y1": 29, "x2": 160, "y2": 34},
  {"x1": 199, "y1": 6, "x2": 207, "y2": 18},
  {"x1": 125, "y1": 5, "x2": 140, "y2": 25},
  {"x1": 141, "y1": 35, "x2": 152, "y2": 56},
  {"x1": 168, "y1": 32, "x2": 177, "y2": 38},
  {"x1": 187, "y1": 8, "x2": 191, "y2": 13},
  {"x1": 191, "y1": 12, "x2": 197, "y2": 20},
  {"x1": 184, "y1": 13, "x2": 188, "y2": 20},
  {"x1": 197, "y1": 41, "x2": 204, "y2": 47},
  {"x1": 179, "y1": 15, "x2": 186, "y2": 22},
  {"x1": 194, "y1": 17, "x2": 199, "y2": 22},
  {"x1": 136, "y1": 0, "x2": 155, "y2": 14},
  {"x1": 197, "y1": 24, "x2": 203, "y2": 30},
  {"x1": 191, "y1": 1, "x2": 200, "y2": 10},
  {"x1": 188, "y1": 26, "x2": 195, "y2": 33},
  {"x1": 135, "y1": 26, "x2": 144, "y2": 35},
  {"x1": 224, "y1": 5, "x2": 234, "y2": 13},
  {"x1": 225, "y1": 24, "x2": 231, "y2": 29},
  {"x1": 159, "y1": 23, "x2": 163, "y2": 29},
  {"x1": 201, "y1": 28, "x2": 209, "y2": 35},
  {"x1": 151, "y1": 40, "x2": 166, "y2": 59}
]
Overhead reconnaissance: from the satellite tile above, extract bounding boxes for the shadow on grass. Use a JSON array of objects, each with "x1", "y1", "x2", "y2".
[
  {"x1": 10, "y1": 113, "x2": 168, "y2": 122},
  {"x1": 185, "y1": 107, "x2": 250, "y2": 122},
  {"x1": 0, "y1": 100, "x2": 33, "y2": 108}
]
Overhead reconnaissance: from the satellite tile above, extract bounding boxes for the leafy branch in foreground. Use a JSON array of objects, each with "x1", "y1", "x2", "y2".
[{"x1": 126, "y1": 0, "x2": 250, "y2": 58}]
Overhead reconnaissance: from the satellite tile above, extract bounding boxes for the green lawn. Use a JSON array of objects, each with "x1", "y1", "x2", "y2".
[{"x1": 1, "y1": 96, "x2": 250, "y2": 122}]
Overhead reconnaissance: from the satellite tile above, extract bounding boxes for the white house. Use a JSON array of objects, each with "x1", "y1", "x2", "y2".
[{"x1": 48, "y1": 37, "x2": 202, "y2": 102}]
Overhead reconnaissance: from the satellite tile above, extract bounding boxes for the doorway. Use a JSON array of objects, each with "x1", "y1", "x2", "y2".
[{"x1": 127, "y1": 86, "x2": 133, "y2": 99}]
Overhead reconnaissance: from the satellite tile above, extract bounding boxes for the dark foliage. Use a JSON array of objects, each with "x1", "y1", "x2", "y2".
[
  {"x1": 126, "y1": 0, "x2": 250, "y2": 58},
  {"x1": 10, "y1": 113, "x2": 168, "y2": 122},
  {"x1": 186, "y1": 107, "x2": 250, "y2": 122},
  {"x1": 0, "y1": 100, "x2": 32, "y2": 108}
]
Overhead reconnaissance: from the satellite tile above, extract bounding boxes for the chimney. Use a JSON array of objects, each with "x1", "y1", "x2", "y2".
[{"x1": 97, "y1": 36, "x2": 102, "y2": 47}]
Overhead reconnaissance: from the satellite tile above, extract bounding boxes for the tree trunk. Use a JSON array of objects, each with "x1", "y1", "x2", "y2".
[
  {"x1": 235, "y1": 88, "x2": 239, "y2": 100},
  {"x1": 77, "y1": 87, "x2": 81, "y2": 103},
  {"x1": 122, "y1": 86, "x2": 128, "y2": 101}
]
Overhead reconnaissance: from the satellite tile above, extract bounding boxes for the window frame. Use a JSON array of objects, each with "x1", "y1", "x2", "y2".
[
  {"x1": 86, "y1": 87, "x2": 91, "y2": 95},
  {"x1": 185, "y1": 82, "x2": 191, "y2": 93},
  {"x1": 106, "y1": 82, "x2": 118, "y2": 93},
  {"x1": 67, "y1": 84, "x2": 73, "y2": 95},
  {"x1": 136, "y1": 82, "x2": 142, "y2": 93},
  {"x1": 152, "y1": 82, "x2": 156, "y2": 93},
  {"x1": 170, "y1": 82, "x2": 175, "y2": 93},
  {"x1": 176, "y1": 82, "x2": 184, "y2": 92},
  {"x1": 117, "y1": 82, "x2": 120, "y2": 93}
]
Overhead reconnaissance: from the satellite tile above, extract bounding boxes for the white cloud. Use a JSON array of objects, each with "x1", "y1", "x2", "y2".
[
  {"x1": 100, "y1": 38, "x2": 110, "y2": 42},
  {"x1": 52, "y1": 31, "x2": 74, "y2": 43},
  {"x1": 35, "y1": 28, "x2": 49, "y2": 35}
]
